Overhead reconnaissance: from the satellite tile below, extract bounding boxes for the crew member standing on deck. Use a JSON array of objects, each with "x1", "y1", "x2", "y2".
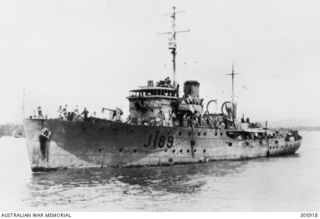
[
  {"x1": 37, "y1": 106, "x2": 43, "y2": 119},
  {"x1": 73, "y1": 105, "x2": 79, "y2": 120},
  {"x1": 57, "y1": 106, "x2": 63, "y2": 119},
  {"x1": 80, "y1": 107, "x2": 89, "y2": 121},
  {"x1": 157, "y1": 109, "x2": 165, "y2": 126},
  {"x1": 62, "y1": 104, "x2": 68, "y2": 120}
]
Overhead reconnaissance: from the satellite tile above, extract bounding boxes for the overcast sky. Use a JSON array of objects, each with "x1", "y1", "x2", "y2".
[{"x1": 0, "y1": 0, "x2": 319, "y2": 124}]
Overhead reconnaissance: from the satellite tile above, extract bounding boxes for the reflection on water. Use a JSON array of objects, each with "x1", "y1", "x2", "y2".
[
  {"x1": 0, "y1": 132, "x2": 319, "y2": 211},
  {"x1": 25, "y1": 161, "x2": 248, "y2": 210}
]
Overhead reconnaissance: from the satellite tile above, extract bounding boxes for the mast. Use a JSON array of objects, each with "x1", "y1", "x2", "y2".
[
  {"x1": 226, "y1": 63, "x2": 238, "y2": 123},
  {"x1": 226, "y1": 63, "x2": 238, "y2": 105},
  {"x1": 159, "y1": 6, "x2": 189, "y2": 88}
]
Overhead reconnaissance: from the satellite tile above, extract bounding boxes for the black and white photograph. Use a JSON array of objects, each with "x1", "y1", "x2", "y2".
[{"x1": 0, "y1": 0, "x2": 319, "y2": 215}]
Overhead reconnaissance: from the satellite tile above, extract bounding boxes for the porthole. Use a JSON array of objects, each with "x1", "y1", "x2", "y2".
[
  {"x1": 133, "y1": 149, "x2": 137, "y2": 153},
  {"x1": 198, "y1": 132, "x2": 201, "y2": 136},
  {"x1": 180, "y1": 149, "x2": 183, "y2": 153},
  {"x1": 188, "y1": 132, "x2": 191, "y2": 136},
  {"x1": 178, "y1": 132, "x2": 182, "y2": 136},
  {"x1": 203, "y1": 149, "x2": 206, "y2": 153},
  {"x1": 220, "y1": 132, "x2": 223, "y2": 136},
  {"x1": 168, "y1": 158, "x2": 173, "y2": 163},
  {"x1": 164, "y1": 149, "x2": 168, "y2": 152},
  {"x1": 193, "y1": 149, "x2": 197, "y2": 153},
  {"x1": 187, "y1": 149, "x2": 190, "y2": 153},
  {"x1": 172, "y1": 149, "x2": 176, "y2": 153},
  {"x1": 119, "y1": 149, "x2": 122, "y2": 152},
  {"x1": 275, "y1": 140, "x2": 278, "y2": 144},
  {"x1": 204, "y1": 132, "x2": 207, "y2": 136},
  {"x1": 228, "y1": 142, "x2": 232, "y2": 147},
  {"x1": 246, "y1": 142, "x2": 250, "y2": 146},
  {"x1": 215, "y1": 132, "x2": 217, "y2": 136}
]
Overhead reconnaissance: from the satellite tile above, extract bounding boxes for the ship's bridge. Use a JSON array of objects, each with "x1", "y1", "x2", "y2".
[
  {"x1": 127, "y1": 79, "x2": 179, "y2": 126},
  {"x1": 128, "y1": 86, "x2": 178, "y2": 100}
]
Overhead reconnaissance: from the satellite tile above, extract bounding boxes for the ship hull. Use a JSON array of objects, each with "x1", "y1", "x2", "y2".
[{"x1": 23, "y1": 119, "x2": 301, "y2": 171}]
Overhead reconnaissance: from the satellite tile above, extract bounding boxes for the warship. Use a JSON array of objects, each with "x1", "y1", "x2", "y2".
[{"x1": 23, "y1": 7, "x2": 302, "y2": 172}]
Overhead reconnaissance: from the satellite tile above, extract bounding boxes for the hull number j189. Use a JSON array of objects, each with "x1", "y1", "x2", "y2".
[{"x1": 143, "y1": 131, "x2": 174, "y2": 148}]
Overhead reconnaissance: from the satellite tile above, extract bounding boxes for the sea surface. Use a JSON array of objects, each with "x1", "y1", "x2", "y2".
[{"x1": 0, "y1": 131, "x2": 319, "y2": 211}]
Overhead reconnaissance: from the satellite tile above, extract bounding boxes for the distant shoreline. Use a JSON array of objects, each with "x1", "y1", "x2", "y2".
[
  {"x1": 0, "y1": 123, "x2": 24, "y2": 138},
  {"x1": 288, "y1": 127, "x2": 320, "y2": 131}
]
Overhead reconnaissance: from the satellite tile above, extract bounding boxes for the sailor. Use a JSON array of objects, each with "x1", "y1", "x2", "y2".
[
  {"x1": 170, "y1": 111, "x2": 177, "y2": 126},
  {"x1": 62, "y1": 104, "x2": 68, "y2": 120},
  {"x1": 164, "y1": 77, "x2": 172, "y2": 87},
  {"x1": 186, "y1": 115, "x2": 192, "y2": 127},
  {"x1": 80, "y1": 107, "x2": 89, "y2": 121},
  {"x1": 157, "y1": 109, "x2": 165, "y2": 126},
  {"x1": 186, "y1": 95, "x2": 192, "y2": 104},
  {"x1": 57, "y1": 106, "x2": 63, "y2": 119},
  {"x1": 241, "y1": 114, "x2": 245, "y2": 123},
  {"x1": 74, "y1": 105, "x2": 79, "y2": 118},
  {"x1": 113, "y1": 108, "x2": 123, "y2": 121},
  {"x1": 37, "y1": 106, "x2": 43, "y2": 119}
]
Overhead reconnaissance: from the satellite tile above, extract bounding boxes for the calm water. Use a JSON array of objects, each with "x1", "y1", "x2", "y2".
[{"x1": 0, "y1": 131, "x2": 319, "y2": 211}]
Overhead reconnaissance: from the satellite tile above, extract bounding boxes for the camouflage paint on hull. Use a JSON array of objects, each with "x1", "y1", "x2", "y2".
[{"x1": 23, "y1": 119, "x2": 301, "y2": 172}]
